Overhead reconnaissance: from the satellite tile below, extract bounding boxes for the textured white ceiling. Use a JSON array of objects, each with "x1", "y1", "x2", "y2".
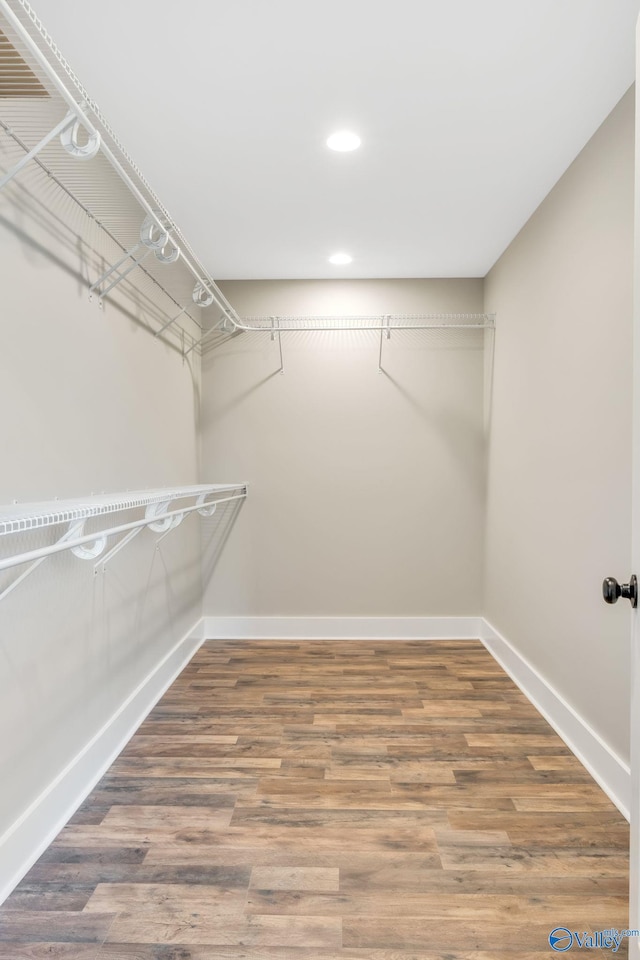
[{"x1": 29, "y1": 0, "x2": 640, "y2": 278}]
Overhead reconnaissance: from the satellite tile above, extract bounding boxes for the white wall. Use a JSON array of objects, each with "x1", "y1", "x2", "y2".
[
  {"x1": 483, "y1": 89, "x2": 634, "y2": 765},
  {"x1": 0, "y1": 178, "x2": 203, "y2": 894},
  {"x1": 201, "y1": 279, "x2": 485, "y2": 620}
]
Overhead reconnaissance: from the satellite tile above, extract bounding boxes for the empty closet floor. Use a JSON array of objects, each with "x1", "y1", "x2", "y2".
[{"x1": 0, "y1": 639, "x2": 629, "y2": 959}]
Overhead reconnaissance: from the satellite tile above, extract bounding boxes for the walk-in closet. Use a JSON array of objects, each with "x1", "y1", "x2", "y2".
[{"x1": 0, "y1": 1, "x2": 637, "y2": 955}]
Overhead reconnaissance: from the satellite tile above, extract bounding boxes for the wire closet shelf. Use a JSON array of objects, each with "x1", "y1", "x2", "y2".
[
  {"x1": 231, "y1": 314, "x2": 493, "y2": 332},
  {"x1": 0, "y1": 0, "x2": 242, "y2": 352},
  {"x1": 0, "y1": 483, "x2": 248, "y2": 602}
]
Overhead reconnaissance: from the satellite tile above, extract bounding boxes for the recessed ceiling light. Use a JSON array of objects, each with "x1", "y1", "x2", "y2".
[
  {"x1": 329, "y1": 252, "x2": 352, "y2": 265},
  {"x1": 326, "y1": 130, "x2": 361, "y2": 152}
]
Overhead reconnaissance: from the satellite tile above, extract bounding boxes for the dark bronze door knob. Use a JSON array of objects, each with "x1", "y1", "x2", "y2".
[{"x1": 603, "y1": 575, "x2": 637, "y2": 607}]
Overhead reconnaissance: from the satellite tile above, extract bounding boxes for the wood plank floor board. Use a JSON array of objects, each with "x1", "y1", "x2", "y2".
[
  {"x1": 37, "y1": 846, "x2": 149, "y2": 865},
  {"x1": 0, "y1": 639, "x2": 629, "y2": 957},
  {"x1": 83, "y1": 778, "x2": 248, "y2": 808},
  {"x1": 244, "y1": 889, "x2": 628, "y2": 921},
  {"x1": 24, "y1": 863, "x2": 252, "y2": 888},
  {"x1": 0, "y1": 946, "x2": 100, "y2": 960},
  {"x1": 341, "y1": 916, "x2": 616, "y2": 954},
  {"x1": 0, "y1": 911, "x2": 115, "y2": 943},
  {"x1": 1, "y1": 891, "x2": 95, "y2": 912}
]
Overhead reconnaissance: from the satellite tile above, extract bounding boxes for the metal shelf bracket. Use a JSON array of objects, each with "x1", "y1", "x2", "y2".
[
  {"x1": 378, "y1": 315, "x2": 391, "y2": 373},
  {"x1": 270, "y1": 317, "x2": 284, "y2": 374},
  {"x1": 68, "y1": 519, "x2": 108, "y2": 560},
  {"x1": 0, "y1": 111, "x2": 73, "y2": 191},
  {"x1": 89, "y1": 242, "x2": 150, "y2": 302},
  {"x1": 94, "y1": 527, "x2": 142, "y2": 574}
]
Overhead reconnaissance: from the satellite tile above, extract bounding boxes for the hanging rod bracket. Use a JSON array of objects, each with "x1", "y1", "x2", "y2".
[
  {"x1": 270, "y1": 317, "x2": 285, "y2": 374},
  {"x1": 153, "y1": 492, "x2": 219, "y2": 550},
  {"x1": 378, "y1": 315, "x2": 391, "y2": 373},
  {"x1": 89, "y1": 213, "x2": 181, "y2": 301},
  {"x1": 145, "y1": 499, "x2": 184, "y2": 533},
  {"x1": 0, "y1": 102, "x2": 101, "y2": 193},
  {"x1": 196, "y1": 493, "x2": 218, "y2": 517},
  {"x1": 68, "y1": 519, "x2": 108, "y2": 560}
]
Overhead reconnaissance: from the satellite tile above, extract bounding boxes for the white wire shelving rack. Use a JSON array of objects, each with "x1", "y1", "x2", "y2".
[
  {"x1": 0, "y1": 0, "x2": 242, "y2": 354},
  {"x1": 0, "y1": 483, "x2": 248, "y2": 602},
  {"x1": 199, "y1": 312, "x2": 495, "y2": 372}
]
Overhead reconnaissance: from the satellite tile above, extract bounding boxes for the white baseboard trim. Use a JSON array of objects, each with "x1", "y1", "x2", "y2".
[
  {"x1": 0, "y1": 616, "x2": 206, "y2": 907},
  {"x1": 480, "y1": 618, "x2": 630, "y2": 821},
  {"x1": 203, "y1": 615, "x2": 483, "y2": 640}
]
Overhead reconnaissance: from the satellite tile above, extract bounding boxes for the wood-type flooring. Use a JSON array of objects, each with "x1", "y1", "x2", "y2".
[{"x1": 0, "y1": 639, "x2": 630, "y2": 959}]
